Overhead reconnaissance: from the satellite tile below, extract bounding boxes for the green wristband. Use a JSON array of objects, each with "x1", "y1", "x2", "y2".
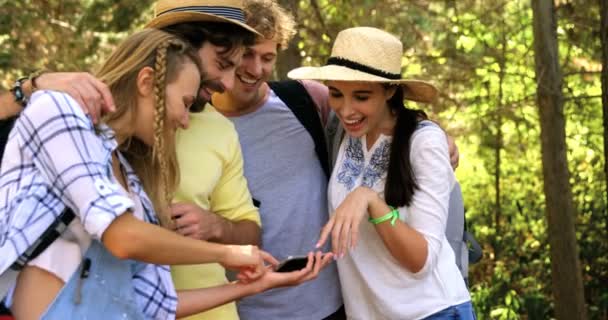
[{"x1": 368, "y1": 206, "x2": 399, "y2": 226}]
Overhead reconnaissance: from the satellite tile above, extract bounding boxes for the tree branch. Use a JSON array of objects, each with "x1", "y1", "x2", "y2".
[{"x1": 310, "y1": 0, "x2": 330, "y2": 37}]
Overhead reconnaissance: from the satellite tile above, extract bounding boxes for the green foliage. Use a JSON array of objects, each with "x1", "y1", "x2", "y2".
[
  {"x1": 0, "y1": 0, "x2": 605, "y2": 318},
  {"x1": 295, "y1": 0, "x2": 605, "y2": 318},
  {"x1": 0, "y1": 0, "x2": 154, "y2": 88}
]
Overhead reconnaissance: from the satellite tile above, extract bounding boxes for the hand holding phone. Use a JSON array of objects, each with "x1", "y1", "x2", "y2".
[{"x1": 275, "y1": 255, "x2": 310, "y2": 273}]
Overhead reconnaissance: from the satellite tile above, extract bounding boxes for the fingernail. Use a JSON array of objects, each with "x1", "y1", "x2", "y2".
[{"x1": 315, "y1": 243, "x2": 320, "y2": 248}]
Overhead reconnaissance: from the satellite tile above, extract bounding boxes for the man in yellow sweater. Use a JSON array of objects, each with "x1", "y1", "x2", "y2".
[{"x1": 171, "y1": 103, "x2": 261, "y2": 320}]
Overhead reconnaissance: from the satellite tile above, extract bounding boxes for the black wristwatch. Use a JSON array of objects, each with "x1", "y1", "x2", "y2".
[{"x1": 10, "y1": 77, "x2": 30, "y2": 108}]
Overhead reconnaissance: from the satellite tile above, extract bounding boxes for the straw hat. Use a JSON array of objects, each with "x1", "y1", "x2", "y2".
[
  {"x1": 288, "y1": 27, "x2": 438, "y2": 103},
  {"x1": 146, "y1": 0, "x2": 261, "y2": 36}
]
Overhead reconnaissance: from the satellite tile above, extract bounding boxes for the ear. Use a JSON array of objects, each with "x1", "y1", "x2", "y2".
[
  {"x1": 385, "y1": 85, "x2": 398, "y2": 101},
  {"x1": 136, "y1": 66, "x2": 155, "y2": 97}
]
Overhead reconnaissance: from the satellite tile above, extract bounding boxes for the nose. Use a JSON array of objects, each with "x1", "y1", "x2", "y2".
[
  {"x1": 247, "y1": 57, "x2": 263, "y2": 78},
  {"x1": 240, "y1": 54, "x2": 263, "y2": 79},
  {"x1": 220, "y1": 72, "x2": 236, "y2": 91},
  {"x1": 180, "y1": 112, "x2": 190, "y2": 129},
  {"x1": 333, "y1": 96, "x2": 347, "y2": 113}
]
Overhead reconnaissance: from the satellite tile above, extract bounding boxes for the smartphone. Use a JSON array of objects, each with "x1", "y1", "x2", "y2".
[{"x1": 275, "y1": 255, "x2": 309, "y2": 273}]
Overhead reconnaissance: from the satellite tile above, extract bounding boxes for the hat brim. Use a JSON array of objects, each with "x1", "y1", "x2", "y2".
[
  {"x1": 288, "y1": 65, "x2": 438, "y2": 103},
  {"x1": 146, "y1": 11, "x2": 261, "y2": 36}
]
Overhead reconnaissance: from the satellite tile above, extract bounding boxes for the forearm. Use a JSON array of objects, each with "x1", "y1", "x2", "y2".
[
  {"x1": 367, "y1": 193, "x2": 428, "y2": 273},
  {"x1": 215, "y1": 219, "x2": 261, "y2": 246},
  {"x1": 102, "y1": 213, "x2": 229, "y2": 265},
  {"x1": 176, "y1": 281, "x2": 260, "y2": 318}
]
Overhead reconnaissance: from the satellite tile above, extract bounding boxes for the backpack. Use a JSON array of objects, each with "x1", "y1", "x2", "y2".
[
  {"x1": 447, "y1": 182, "x2": 483, "y2": 285},
  {"x1": 268, "y1": 80, "x2": 331, "y2": 179},
  {"x1": 0, "y1": 117, "x2": 17, "y2": 162},
  {"x1": 327, "y1": 115, "x2": 482, "y2": 283}
]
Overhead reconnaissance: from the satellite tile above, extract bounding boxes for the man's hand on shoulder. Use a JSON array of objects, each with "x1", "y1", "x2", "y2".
[
  {"x1": 36, "y1": 72, "x2": 115, "y2": 123},
  {"x1": 447, "y1": 135, "x2": 459, "y2": 170}
]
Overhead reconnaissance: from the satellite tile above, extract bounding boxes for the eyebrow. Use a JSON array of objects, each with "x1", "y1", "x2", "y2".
[
  {"x1": 328, "y1": 86, "x2": 372, "y2": 95},
  {"x1": 218, "y1": 57, "x2": 236, "y2": 68}
]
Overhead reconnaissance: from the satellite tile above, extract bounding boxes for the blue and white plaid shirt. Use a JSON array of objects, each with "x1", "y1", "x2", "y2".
[{"x1": 0, "y1": 91, "x2": 177, "y2": 319}]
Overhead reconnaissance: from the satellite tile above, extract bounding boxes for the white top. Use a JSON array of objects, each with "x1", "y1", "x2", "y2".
[{"x1": 328, "y1": 122, "x2": 470, "y2": 320}]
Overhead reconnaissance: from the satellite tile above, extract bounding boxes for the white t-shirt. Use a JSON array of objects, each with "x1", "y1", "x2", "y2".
[
  {"x1": 28, "y1": 183, "x2": 144, "y2": 283},
  {"x1": 328, "y1": 122, "x2": 470, "y2": 320}
]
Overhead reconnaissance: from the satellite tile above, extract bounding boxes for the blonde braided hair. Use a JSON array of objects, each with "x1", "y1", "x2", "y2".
[
  {"x1": 96, "y1": 29, "x2": 202, "y2": 227},
  {"x1": 151, "y1": 38, "x2": 183, "y2": 227}
]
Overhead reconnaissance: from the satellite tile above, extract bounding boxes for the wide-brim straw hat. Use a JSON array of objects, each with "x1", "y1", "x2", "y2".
[
  {"x1": 288, "y1": 27, "x2": 438, "y2": 103},
  {"x1": 146, "y1": 0, "x2": 261, "y2": 36}
]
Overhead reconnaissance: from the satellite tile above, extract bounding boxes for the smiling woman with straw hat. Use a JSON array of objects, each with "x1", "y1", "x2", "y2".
[{"x1": 289, "y1": 27, "x2": 475, "y2": 319}]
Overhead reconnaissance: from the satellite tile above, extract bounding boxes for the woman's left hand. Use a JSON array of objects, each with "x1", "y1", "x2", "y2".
[
  {"x1": 316, "y1": 186, "x2": 375, "y2": 257},
  {"x1": 237, "y1": 251, "x2": 334, "y2": 293}
]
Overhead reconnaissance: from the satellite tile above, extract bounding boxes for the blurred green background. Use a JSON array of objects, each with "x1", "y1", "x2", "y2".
[{"x1": 0, "y1": 1, "x2": 605, "y2": 319}]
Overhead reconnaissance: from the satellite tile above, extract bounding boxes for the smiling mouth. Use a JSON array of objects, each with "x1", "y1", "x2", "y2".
[
  {"x1": 344, "y1": 118, "x2": 364, "y2": 125},
  {"x1": 238, "y1": 75, "x2": 258, "y2": 85}
]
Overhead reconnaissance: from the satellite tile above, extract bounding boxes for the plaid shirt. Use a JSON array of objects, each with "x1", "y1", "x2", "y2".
[{"x1": 0, "y1": 91, "x2": 177, "y2": 319}]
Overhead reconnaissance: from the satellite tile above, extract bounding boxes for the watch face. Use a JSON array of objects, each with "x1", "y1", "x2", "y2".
[
  {"x1": 11, "y1": 80, "x2": 28, "y2": 107},
  {"x1": 14, "y1": 88, "x2": 24, "y2": 100}
]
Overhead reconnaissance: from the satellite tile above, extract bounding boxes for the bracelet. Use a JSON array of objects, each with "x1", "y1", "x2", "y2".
[
  {"x1": 10, "y1": 77, "x2": 29, "y2": 108},
  {"x1": 368, "y1": 206, "x2": 399, "y2": 226}
]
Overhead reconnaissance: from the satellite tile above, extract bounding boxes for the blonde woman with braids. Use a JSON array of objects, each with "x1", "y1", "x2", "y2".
[{"x1": 0, "y1": 29, "x2": 327, "y2": 320}]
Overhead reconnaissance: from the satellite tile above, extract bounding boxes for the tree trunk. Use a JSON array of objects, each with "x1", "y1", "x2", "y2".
[
  {"x1": 531, "y1": 1, "x2": 587, "y2": 319},
  {"x1": 600, "y1": 0, "x2": 608, "y2": 211},
  {"x1": 274, "y1": 0, "x2": 303, "y2": 80}
]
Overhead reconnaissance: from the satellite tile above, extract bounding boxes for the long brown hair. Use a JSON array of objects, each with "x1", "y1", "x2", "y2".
[
  {"x1": 95, "y1": 28, "x2": 202, "y2": 227},
  {"x1": 384, "y1": 85, "x2": 427, "y2": 208}
]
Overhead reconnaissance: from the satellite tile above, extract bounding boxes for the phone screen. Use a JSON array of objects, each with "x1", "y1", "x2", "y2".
[{"x1": 275, "y1": 256, "x2": 309, "y2": 273}]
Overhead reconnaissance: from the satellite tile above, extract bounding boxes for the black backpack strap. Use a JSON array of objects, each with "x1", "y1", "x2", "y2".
[
  {"x1": 465, "y1": 230, "x2": 483, "y2": 264},
  {"x1": 10, "y1": 208, "x2": 75, "y2": 271},
  {"x1": 0, "y1": 116, "x2": 17, "y2": 163},
  {"x1": 268, "y1": 80, "x2": 330, "y2": 179}
]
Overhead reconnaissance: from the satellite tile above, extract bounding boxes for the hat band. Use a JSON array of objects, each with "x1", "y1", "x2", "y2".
[
  {"x1": 158, "y1": 6, "x2": 245, "y2": 23},
  {"x1": 326, "y1": 57, "x2": 401, "y2": 80}
]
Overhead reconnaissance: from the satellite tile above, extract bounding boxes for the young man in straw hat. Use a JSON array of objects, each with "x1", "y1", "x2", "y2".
[
  {"x1": 148, "y1": 2, "x2": 263, "y2": 320},
  {"x1": 210, "y1": 1, "x2": 345, "y2": 319}
]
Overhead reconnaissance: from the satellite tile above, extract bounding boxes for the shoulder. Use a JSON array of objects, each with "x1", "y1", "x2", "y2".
[
  {"x1": 299, "y1": 80, "x2": 328, "y2": 96},
  {"x1": 177, "y1": 104, "x2": 239, "y2": 150},
  {"x1": 410, "y1": 120, "x2": 447, "y2": 151},
  {"x1": 189, "y1": 104, "x2": 237, "y2": 135},
  {"x1": 269, "y1": 80, "x2": 328, "y2": 99},
  {"x1": 21, "y1": 90, "x2": 90, "y2": 127}
]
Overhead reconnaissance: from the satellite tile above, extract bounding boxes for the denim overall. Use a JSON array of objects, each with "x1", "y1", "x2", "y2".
[{"x1": 41, "y1": 240, "x2": 145, "y2": 320}]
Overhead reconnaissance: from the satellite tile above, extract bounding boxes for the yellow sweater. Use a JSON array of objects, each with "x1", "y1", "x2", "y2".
[{"x1": 172, "y1": 105, "x2": 260, "y2": 320}]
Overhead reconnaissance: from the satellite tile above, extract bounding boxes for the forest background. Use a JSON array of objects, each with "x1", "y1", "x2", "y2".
[{"x1": 0, "y1": 0, "x2": 605, "y2": 319}]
